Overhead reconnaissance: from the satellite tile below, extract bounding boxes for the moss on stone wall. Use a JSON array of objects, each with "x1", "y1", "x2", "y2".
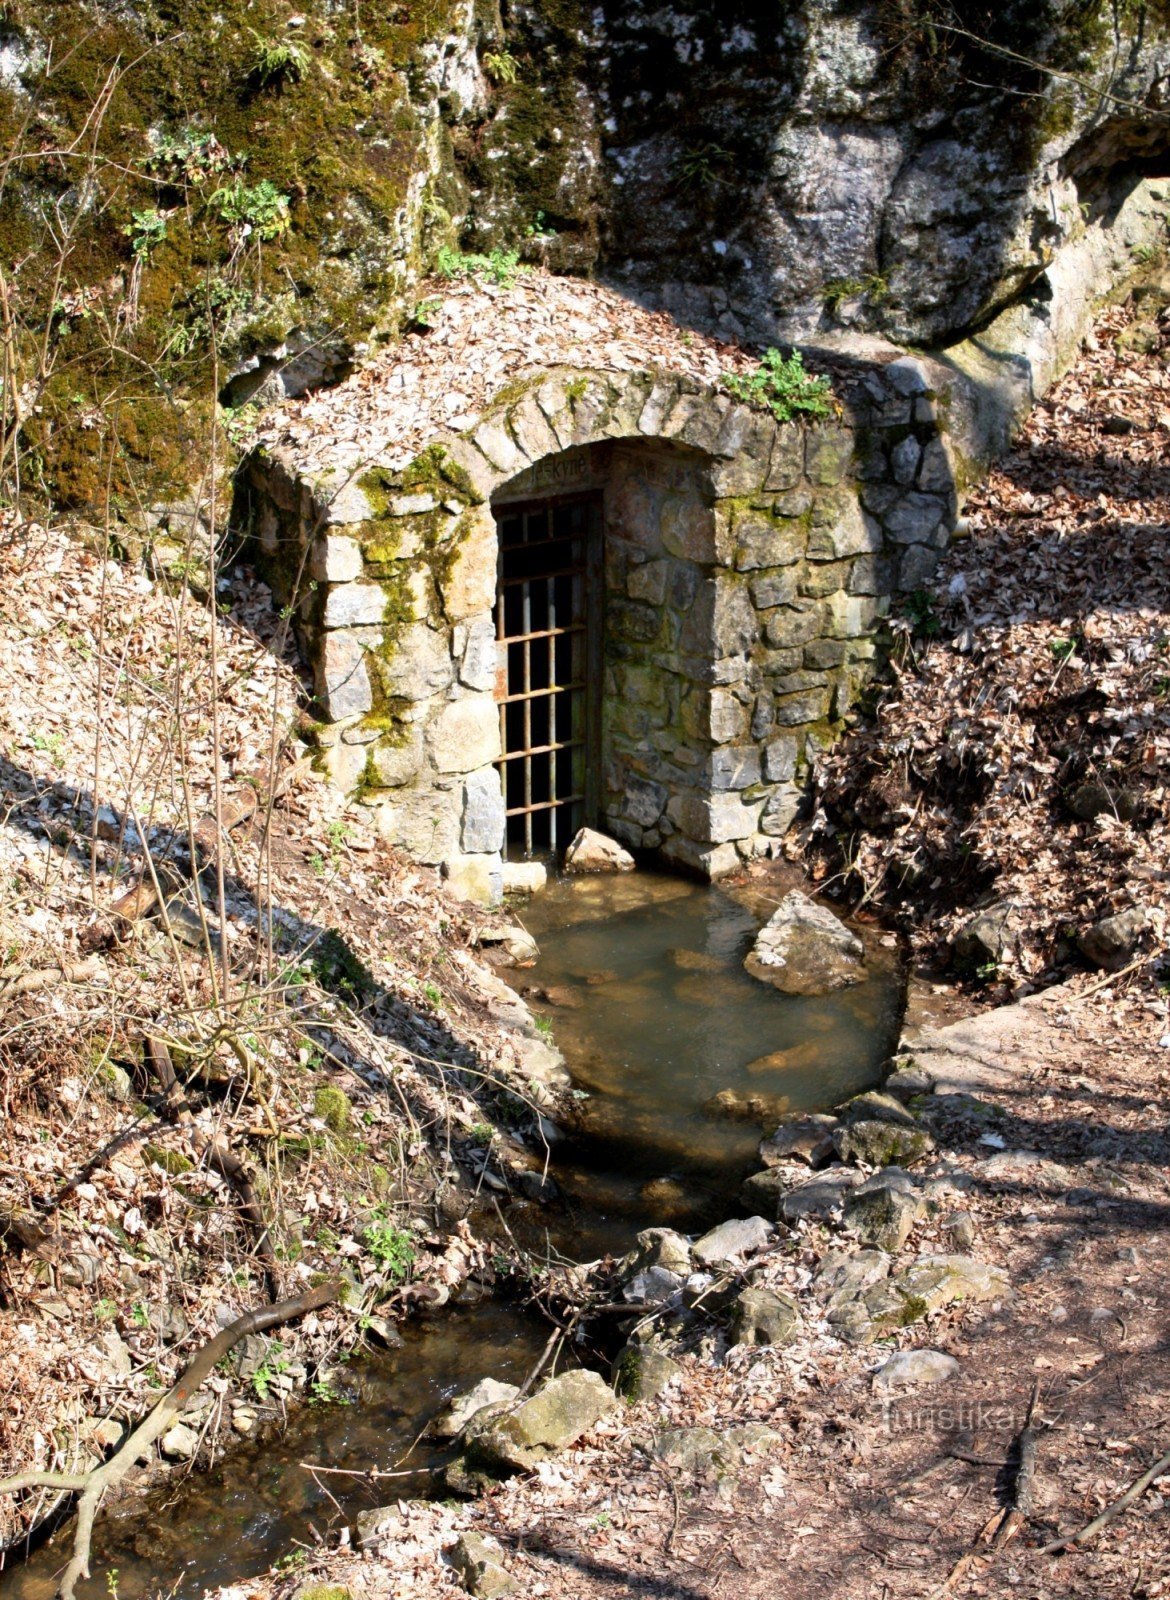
[{"x1": 0, "y1": 0, "x2": 468, "y2": 512}]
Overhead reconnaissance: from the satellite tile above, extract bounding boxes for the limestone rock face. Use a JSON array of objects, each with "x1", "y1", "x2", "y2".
[{"x1": 745, "y1": 891, "x2": 866, "y2": 996}]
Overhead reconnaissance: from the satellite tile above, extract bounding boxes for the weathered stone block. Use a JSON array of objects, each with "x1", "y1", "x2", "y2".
[
  {"x1": 390, "y1": 780, "x2": 463, "y2": 862},
  {"x1": 323, "y1": 584, "x2": 387, "y2": 629},
  {"x1": 442, "y1": 506, "x2": 498, "y2": 621},
  {"x1": 804, "y1": 638, "x2": 848, "y2": 669},
  {"x1": 377, "y1": 623, "x2": 454, "y2": 701},
  {"x1": 661, "y1": 495, "x2": 716, "y2": 562},
  {"x1": 765, "y1": 427, "x2": 805, "y2": 491},
  {"x1": 709, "y1": 413, "x2": 775, "y2": 495},
  {"x1": 442, "y1": 851, "x2": 503, "y2": 907},
  {"x1": 459, "y1": 616, "x2": 498, "y2": 691},
  {"x1": 462, "y1": 768, "x2": 506, "y2": 853},
  {"x1": 805, "y1": 426, "x2": 853, "y2": 486},
  {"x1": 800, "y1": 561, "x2": 850, "y2": 598},
  {"x1": 885, "y1": 357, "x2": 930, "y2": 397},
  {"x1": 389, "y1": 493, "x2": 438, "y2": 517},
  {"x1": 429, "y1": 696, "x2": 501, "y2": 773},
  {"x1": 763, "y1": 736, "x2": 798, "y2": 782},
  {"x1": 899, "y1": 544, "x2": 940, "y2": 589},
  {"x1": 807, "y1": 502, "x2": 883, "y2": 562},
  {"x1": 709, "y1": 687, "x2": 751, "y2": 742},
  {"x1": 760, "y1": 784, "x2": 800, "y2": 835},
  {"x1": 622, "y1": 773, "x2": 670, "y2": 827},
  {"x1": 437, "y1": 434, "x2": 496, "y2": 503},
  {"x1": 890, "y1": 435, "x2": 921, "y2": 485},
  {"x1": 883, "y1": 492, "x2": 946, "y2": 545},
  {"x1": 660, "y1": 833, "x2": 741, "y2": 879},
  {"x1": 509, "y1": 394, "x2": 562, "y2": 463},
  {"x1": 765, "y1": 607, "x2": 820, "y2": 649},
  {"x1": 638, "y1": 377, "x2": 682, "y2": 435},
  {"x1": 315, "y1": 631, "x2": 373, "y2": 721},
  {"x1": 310, "y1": 535, "x2": 363, "y2": 583},
  {"x1": 749, "y1": 568, "x2": 799, "y2": 609},
  {"x1": 774, "y1": 688, "x2": 831, "y2": 726},
  {"x1": 314, "y1": 472, "x2": 376, "y2": 525},
  {"x1": 676, "y1": 791, "x2": 759, "y2": 843},
  {"x1": 473, "y1": 420, "x2": 526, "y2": 474},
  {"x1": 733, "y1": 510, "x2": 804, "y2": 571},
  {"x1": 610, "y1": 599, "x2": 662, "y2": 644},
  {"x1": 372, "y1": 725, "x2": 425, "y2": 787},
  {"x1": 918, "y1": 436, "x2": 955, "y2": 493},
  {"x1": 707, "y1": 745, "x2": 762, "y2": 790},
  {"x1": 627, "y1": 558, "x2": 669, "y2": 605}
]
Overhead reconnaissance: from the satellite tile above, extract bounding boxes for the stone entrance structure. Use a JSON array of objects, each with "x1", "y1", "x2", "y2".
[{"x1": 243, "y1": 287, "x2": 959, "y2": 902}]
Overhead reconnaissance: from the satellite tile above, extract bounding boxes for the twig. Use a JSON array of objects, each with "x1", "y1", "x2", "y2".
[
  {"x1": 0, "y1": 1281, "x2": 340, "y2": 1600},
  {"x1": 1043, "y1": 1443, "x2": 1170, "y2": 1555},
  {"x1": 992, "y1": 1380, "x2": 1043, "y2": 1549},
  {"x1": 1073, "y1": 946, "x2": 1166, "y2": 1003}
]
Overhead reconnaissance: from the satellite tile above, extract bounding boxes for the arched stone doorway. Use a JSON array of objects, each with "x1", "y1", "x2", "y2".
[{"x1": 245, "y1": 357, "x2": 956, "y2": 900}]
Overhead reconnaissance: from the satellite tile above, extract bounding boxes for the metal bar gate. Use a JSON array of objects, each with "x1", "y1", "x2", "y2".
[{"x1": 494, "y1": 493, "x2": 601, "y2": 858}]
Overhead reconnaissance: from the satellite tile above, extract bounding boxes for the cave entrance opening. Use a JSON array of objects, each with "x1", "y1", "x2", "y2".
[{"x1": 493, "y1": 491, "x2": 603, "y2": 858}]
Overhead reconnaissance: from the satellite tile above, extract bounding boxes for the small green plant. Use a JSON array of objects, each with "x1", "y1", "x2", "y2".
[
  {"x1": 1049, "y1": 636, "x2": 1079, "y2": 662},
  {"x1": 124, "y1": 208, "x2": 169, "y2": 263},
  {"x1": 361, "y1": 1220, "x2": 415, "y2": 1282},
  {"x1": 252, "y1": 1349, "x2": 290, "y2": 1401},
  {"x1": 903, "y1": 589, "x2": 940, "y2": 637},
  {"x1": 219, "y1": 402, "x2": 261, "y2": 451},
  {"x1": 309, "y1": 1378, "x2": 352, "y2": 1407},
  {"x1": 468, "y1": 1122, "x2": 494, "y2": 1146},
  {"x1": 131, "y1": 1302, "x2": 150, "y2": 1329},
  {"x1": 721, "y1": 348, "x2": 834, "y2": 423},
  {"x1": 95, "y1": 1299, "x2": 118, "y2": 1323},
  {"x1": 590, "y1": 1511, "x2": 611, "y2": 1530},
  {"x1": 526, "y1": 210, "x2": 556, "y2": 239},
  {"x1": 106, "y1": 1569, "x2": 120, "y2": 1600},
  {"x1": 211, "y1": 179, "x2": 292, "y2": 242},
  {"x1": 482, "y1": 48, "x2": 519, "y2": 85},
  {"x1": 680, "y1": 142, "x2": 733, "y2": 188},
  {"x1": 823, "y1": 273, "x2": 889, "y2": 316},
  {"x1": 435, "y1": 245, "x2": 522, "y2": 287},
  {"x1": 145, "y1": 129, "x2": 235, "y2": 185},
  {"x1": 423, "y1": 981, "x2": 442, "y2": 1007},
  {"x1": 534, "y1": 1015, "x2": 554, "y2": 1039},
  {"x1": 275, "y1": 1550, "x2": 309, "y2": 1574},
  {"x1": 408, "y1": 297, "x2": 443, "y2": 331},
  {"x1": 249, "y1": 30, "x2": 311, "y2": 89},
  {"x1": 327, "y1": 818, "x2": 352, "y2": 853},
  {"x1": 313, "y1": 1083, "x2": 351, "y2": 1133}
]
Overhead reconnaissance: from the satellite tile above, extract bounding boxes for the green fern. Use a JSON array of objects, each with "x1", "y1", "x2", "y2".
[{"x1": 722, "y1": 349, "x2": 834, "y2": 423}]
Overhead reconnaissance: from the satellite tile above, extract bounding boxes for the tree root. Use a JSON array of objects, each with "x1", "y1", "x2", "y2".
[{"x1": 0, "y1": 1280, "x2": 340, "y2": 1600}]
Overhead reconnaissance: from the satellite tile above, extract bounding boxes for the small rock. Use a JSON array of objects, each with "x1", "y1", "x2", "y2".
[
  {"x1": 953, "y1": 901, "x2": 1016, "y2": 967},
  {"x1": 447, "y1": 1532, "x2": 515, "y2": 1598},
  {"x1": 462, "y1": 1369, "x2": 617, "y2": 1475},
  {"x1": 884, "y1": 1064, "x2": 936, "y2": 1100},
  {"x1": 730, "y1": 1286, "x2": 800, "y2": 1348},
  {"x1": 1067, "y1": 780, "x2": 1137, "y2": 822},
  {"x1": 501, "y1": 860, "x2": 547, "y2": 895},
  {"x1": 355, "y1": 1504, "x2": 404, "y2": 1550},
  {"x1": 738, "y1": 1167, "x2": 788, "y2": 1215},
  {"x1": 844, "y1": 1183, "x2": 924, "y2": 1252},
  {"x1": 160, "y1": 1422, "x2": 200, "y2": 1461},
  {"x1": 873, "y1": 1349, "x2": 960, "y2": 1390},
  {"x1": 653, "y1": 1426, "x2": 739, "y2": 1478},
  {"x1": 707, "y1": 1088, "x2": 790, "y2": 1124},
  {"x1": 945, "y1": 1211, "x2": 977, "y2": 1250},
  {"x1": 780, "y1": 1165, "x2": 863, "y2": 1220},
  {"x1": 564, "y1": 828, "x2": 635, "y2": 874},
  {"x1": 692, "y1": 1215, "x2": 773, "y2": 1269},
  {"x1": 744, "y1": 891, "x2": 866, "y2": 996},
  {"x1": 758, "y1": 1114, "x2": 837, "y2": 1168},
  {"x1": 865, "y1": 1254, "x2": 1011, "y2": 1327},
  {"x1": 682, "y1": 1271, "x2": 739, "y2": 1312},
  {"x1": 623, "y1": 1266, "x2": 684, "y2": 1304},
  {"x1": 1078, "y1": 906, "x2": 1151, "y2": 971},
  {"x1": 231, "y1": 1405, "x2": 258, "y2": 1436},
  {"x1": 432, "y1": 1377, "x2": 520, "y2": 1439},
  {"x1": 624, "y1": 1227, "x2": 693, "y2": 1278},
  {"x1": 834, "y1": 1120, "x2": 935, "y2": 1169},
  {"x1": 612, "y1": 1342, "x2": 681, "y2": 1402},
  {"x1": 815, "y1": 1248, "x2": 891, "y2": 1310}
]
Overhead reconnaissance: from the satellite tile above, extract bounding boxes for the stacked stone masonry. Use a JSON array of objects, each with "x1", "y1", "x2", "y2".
[{"x1": 246, "y1": 357, "x2": 956, "y2": 900}]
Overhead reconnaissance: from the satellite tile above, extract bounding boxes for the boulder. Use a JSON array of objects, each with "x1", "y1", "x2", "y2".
[
  {"x1": 873, "y1": 1349, "x2": 960, "y2": 1390},
  {"x1": 758, "y1": 1114, "x2": 837, "y2": 1168},
  {"x1": 841, "y1": 1091, "x2": 920, "y2": 1129},
  {"x1": 730, "y1": 1286, "x2": 800, "y2": 1348},
  {"x1": 463, "y1": 1369, "x2": 617, "y2": 1475},
  {"x1": 1077, "y1": 907, "x2": 1151, "y2": 971},
  {"x1": 780, "y1": 1165, "x2": 862, "y2": 1221},
  {"x1": 447, "y1": 1533, "x2": 515, "y2": 1598},
  {"x1": 738, "y1": 1167, "x2": 788, "y2": 1216},
  {"x1": 431, "y1": 1377, "x2": 519, "y2": 1439},
  {"x1": 624, "y1": 1227, "x2": 693, "y2": 1279},
  {"x1": 864, "y1": 1254, "x2": 1011, "y2": 1328},
  {"x1": 692, "y1": 1215, "x2": 773, "y2": 1269},
  {"x1": 833, "y1": 1120, "x2": 935, "y2": 1168},
  {"x1": 744, "y1": 891, "x2": 866, "y2": 996},
  {"x1": 653, "y1": 1426, "x2": 739, "y2": 1478},
  {"x1": 815, "y1": 1248, "x2": 892, "y2": 1311},
  {"x1": 953, "y1": 901, "x2": 1016, "y2": 967},
  {"x1": 945, "y1": 1211, "x2": 977, "y2": 1251},
  {"x1": 844, "y1": 1182, "x2": 924, "y2": 1252},
  {"x1": 612, "y1": 1342, "x2": 682, "y2": 1402},
  {"x1": 564, "y1": 828, "x2": 635, "y2": 874}
]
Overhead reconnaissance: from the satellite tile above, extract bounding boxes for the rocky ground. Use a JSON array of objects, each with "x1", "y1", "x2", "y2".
[{"x1": 0, "y1": 520, "x2": 564, "y2": 1555}]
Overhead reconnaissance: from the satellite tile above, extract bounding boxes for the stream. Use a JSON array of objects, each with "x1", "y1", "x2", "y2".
[{"x1": 2, "y1": 870, "x2": 902, "y2": 1600}]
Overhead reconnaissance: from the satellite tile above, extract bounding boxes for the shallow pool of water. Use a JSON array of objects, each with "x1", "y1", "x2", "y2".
[{"x1": 0, "y1": 870, "x2": 901, "y2": 1600}]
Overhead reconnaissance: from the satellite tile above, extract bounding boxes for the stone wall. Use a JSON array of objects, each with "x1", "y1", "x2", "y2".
[{"x1": 244, "y1": 354, "x2": 958, "y2": 898}]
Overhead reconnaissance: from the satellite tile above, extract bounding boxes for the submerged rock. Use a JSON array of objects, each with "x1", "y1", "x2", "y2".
[
  {"x1": 744, "y1": 891, "x2": 866, "y2": 996},
  {"x1": 706, "y1": 1087, "x2": 791, "y2": 1124},
  {"x1": 564, "y1": 828, "x2": 635, "y2": 874}
]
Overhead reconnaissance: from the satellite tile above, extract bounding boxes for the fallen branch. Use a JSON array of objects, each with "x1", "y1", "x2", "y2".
[
  {"x1": 0, "y1": 1280, "x2": 340, "y2": 1600},
  {"x1": 1043, "y1": 1441, "x2": 1170, "y2": 1555},
  {"x1": 992, "y1": 1380, "x2": 1043, "y2": 1550},
  {"x1": 1073, "y1": 945, "x2": 1167, "y2": 1003},
  {"x1": 0, "y1": 955, "x2": 104, "y2": 999}
]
